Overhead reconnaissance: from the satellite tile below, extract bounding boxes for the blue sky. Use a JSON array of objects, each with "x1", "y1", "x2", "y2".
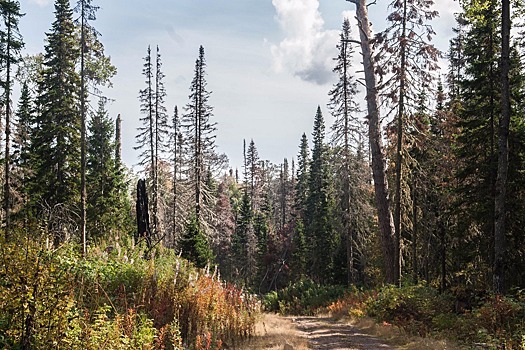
[{"x1": 20, "y1": 0, "x2": 460, "y2": 171}]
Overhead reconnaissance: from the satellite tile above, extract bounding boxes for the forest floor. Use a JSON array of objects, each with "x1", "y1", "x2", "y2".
[{"x1": 239, "y1": 314, "x2": 457, "y2": 350}]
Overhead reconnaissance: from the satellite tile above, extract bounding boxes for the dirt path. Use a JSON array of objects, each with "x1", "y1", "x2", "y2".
[
  {"x1": 242, "y1": 314, "x2": 397, "y2": 350},
  {"x1": 293, "y1": 316, "x2": 395, "y2": 350}
]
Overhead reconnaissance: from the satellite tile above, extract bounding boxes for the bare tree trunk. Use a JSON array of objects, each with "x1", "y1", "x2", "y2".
[
  {"x1": 80, "y1": 2, "x2": 87, "y2": 257},
  {"x1": 115, "y1": 114, "x2": 122, "y2": 164},
  {"x1": 4, "y1": 12, "x2": 12, "y2": 239},
  {"x1": 411, "y1": 179, "x2": 418, "y2": 284},
  {"x1": 494, "y1": 0, "x2": 510, "y2": 295},
  {"x1": 348, "y1": 0, "x2": 396, "y2": 284},
  {"x1": 393, "y1": 0, "x2": 408, "y2": 286}
]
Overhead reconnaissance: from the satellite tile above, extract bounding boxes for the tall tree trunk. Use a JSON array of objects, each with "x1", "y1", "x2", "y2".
[
  {"x1": 393, "y1": 0, "x2": 408, "y2": 286},
  {"x1": 172, "y1": 107, "x2": 178, "y2": 246},
  {"x1": 494, "y1": 0, "x2": 510, "y2": 295},
  {"x1": 4, "y1": 12, "x2": 12, "y2": 239},
  {"x1": 80, "y1": 1, "x2": 87, "y2": 257},
  {"x1": 348, "y1": 0, "x2": 396, "y2": 284},
  {"x1": 115, "y1": 114, "x2": 122, "y2": 164},
  {"x1": 411, "y1": 179, "x2": 418, "y2": 284}
]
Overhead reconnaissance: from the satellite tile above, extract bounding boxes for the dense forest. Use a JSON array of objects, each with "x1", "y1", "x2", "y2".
[{"x1": 2, "y1": 0, "x2": 525, "y2": 348}]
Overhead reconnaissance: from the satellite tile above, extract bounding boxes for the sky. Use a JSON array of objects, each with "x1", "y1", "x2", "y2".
[{"x1": 19, "y1": 0, "x2": 461, "y2": 172}]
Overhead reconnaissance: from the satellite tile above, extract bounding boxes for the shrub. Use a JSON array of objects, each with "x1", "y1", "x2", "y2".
[
  {"x1": 265, "y1": 278, "x2": 346, "y2": 315},
  {"x1": 366, "y1": 283, "x2": 454, "y2": 336}
]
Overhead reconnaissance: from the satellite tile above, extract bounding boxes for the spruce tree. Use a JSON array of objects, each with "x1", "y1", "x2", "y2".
[
  {"x1": 328, "y1": 18, "x2": 363, "y2": 284},
  {"x1": 32, "y1": 0, "x2": 80, "y2": 233},
  {"x1": 86, "y1": 99, "x2": 120, "y2": 238},
  {"x1": 294, "y1": 133, "x2": 309, "y2": 219},
  {"x1": 455, "y1": 1, "x2": 501, "y2": 286},
  {"x1": 0, "y1": 0, "x2": 24, "y2": 236},
  {"x1": 135, "y1": 45, "x2": 169, "y2": 241},
  {"x1": 493, "y1": 0, "x2": 511, "y2": 295},
  {"x1": 74, "y1": 0, "x2": 99, "y2": 256},
  {"x1": 181, "y1": 46, "x2": 217, "y2": 230},
  {"x1": 305, "y1": 106, "x2": 335, "y2": 282},
  {"x1": 346, "y1": 0, "x2": 397, "y2": 285},
  {"x1": 11, "y1": 82, "x2": 32, "y2": 220},
  {"x1": 170, "y1": 105, "x2": 184, "y2": 246},
  {"x1": 153, "y1": 45, "x2": 169, "y2": 239},
  {"x1": 376, "y1": 0, "x2": 440, "y2": 284}
]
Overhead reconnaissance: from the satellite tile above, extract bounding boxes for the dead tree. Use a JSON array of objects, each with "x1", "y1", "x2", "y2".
[{"x1": 136, "y1": 179, "x2": 151, "y2": 249}]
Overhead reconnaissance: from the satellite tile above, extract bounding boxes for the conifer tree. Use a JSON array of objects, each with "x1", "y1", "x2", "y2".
[
  {"x1": 376, "y1": 0, "x2": 440, "y2": 284},
  {"x1": 135, "y1": 46, "x2": 169, "y2": 241},
  {"x1": 246, "y1": 139, "x2": 260, "y2": 209},
  {"x1": 305, "y1": 106, "x2": 335, "y2": 282},
  {"x1": 455, "y1": 2, "x2": 501, "y2": 286},
  {"x1": 0, "y1": 0, "x2": 24, "y2": 236},
  {"x1": 75, "y1": 0, "x2": 99, "y2": 255},
  {"x1": 346, "y1": 0, "x2": 397, "y2": 285},
  {"x1": 170, "y1": 105, "x2": 184, "y2": 245},
  {"x1": 328, "y1": 18, "x2": 363, "y2": 284},
  {"x1": 86, "y1": 99, "x2": 120, "y2": 237},
  {"x1": 32, "y1": 0, "x2": 80, "y2": 233},
  {"x1": 153, "y1": 45, "x2": 169, "y2": 238},
  {"x1": 181, "y1": 46, "x2": 217, "y2": 230},
  {"x1": 11, "y1": 82, "x2": 32, "y2": 219},
  {"x1": 294, "y1": 133, "x2": 309, "y2": 219},
  {"x1": 493, "y1": 0, "x2": 511, "y2": 295}
]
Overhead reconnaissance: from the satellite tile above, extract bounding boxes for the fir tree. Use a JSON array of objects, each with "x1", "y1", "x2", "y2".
[
  {"x1": 86, "y1": 99, "x2": 120, "y2": 238},
  {"x1": 305, "y1": 106, "x2": 336, "y2": 283},
  {"x1": 135, "y1": 46, "x2": 169, "y2": 241},
  {"x1": 11, "y1": 82, "x2": 32, "y2": 219},
  {"x1": 455, "y1": 1, "x2": 501, "y2": 286},
  {"x1": 347, "y1": 0, "x2": 397, "y2": 285},
  {"x1": 32, "y1": 0, "x2": 80, "y2": 232},
  {"x1": 376, "y1": 0, "x2": 440, "y2": 284},
  {"x1": 294, "y1": 133, "x2": 309, "y2": 219},
  {"x1": 181, "y1": 45, "x2": 217, "y2": 231},
  {"x1": 0, "y1": 0, "x2": 24, "y2": 236},
  {"x1": 75, "y1": 0, "x2": 99, "y2": 256},
  {"x1": 328, "y1": 18, "x2": 363, "y2": 284},
  {"x1": 180, "y1": 216, "x2": 214, "y2": 268}
]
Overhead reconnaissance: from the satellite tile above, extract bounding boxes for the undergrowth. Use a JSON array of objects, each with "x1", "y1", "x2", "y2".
[
  {"x1": 263, "y1": 278, "x2": 346, "y2": 315},
  {"x1": 265, "y1": 280, "x2": 525, "y2": 349},
  {"x1": 0, "y1": 233, "x2": 259, "y2": 349}
]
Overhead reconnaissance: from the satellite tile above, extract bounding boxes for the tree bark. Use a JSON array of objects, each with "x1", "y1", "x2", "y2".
[
  {"x1": 393, "y1": 0, "x2": 408, "y2": 286},
  {"x1": 80, "y1": 1, "x2": 87, "y2": 257},
  {"x1": 348, "y1": 0, "x2": 397, "y2": 284},
  {"x1": 4, "y1": 11, "x2": 12, "y2": 239},
  {"x1": 494, "y1": 0, "x2": 510, "y2": 295}
]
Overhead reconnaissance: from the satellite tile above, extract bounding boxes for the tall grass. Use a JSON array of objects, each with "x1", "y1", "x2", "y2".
[{"x1": 0, "y1": 233, "x2": 260, "y2": 349}]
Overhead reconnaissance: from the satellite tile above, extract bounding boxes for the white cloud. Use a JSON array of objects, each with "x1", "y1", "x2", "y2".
[
  {"x1": 270, "y1": 0, "x2": 339, "y2": 85},
  {"x1": 30, "y1": 0, "x2": 51, "y2": 7}
]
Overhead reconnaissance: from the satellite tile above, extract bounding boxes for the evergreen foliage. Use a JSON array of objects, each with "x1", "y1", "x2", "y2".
[
  {"x1": 32, "y1": 0, "x2": 80, "y2": 224},
  {"x1": 181, "y1": 45, "x2": 217, "y2": 242},
  {"x1": 180, "y1": 215, "x2": 214, "y2": 268},
  {"x1": 305, "y1": 106, "x2": 336, "y2": 283},
  {"x1": 86, "y1": 99, "x2": 131, "y2": 239}
]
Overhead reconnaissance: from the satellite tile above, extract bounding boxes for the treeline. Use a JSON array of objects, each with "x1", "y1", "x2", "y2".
[{"x1": 1, "y1": 0, "x2": 525, "y2": 298}]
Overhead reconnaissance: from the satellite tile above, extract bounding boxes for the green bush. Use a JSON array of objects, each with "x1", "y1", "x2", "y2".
[
  {"x1": 366, "y1": 283, "x2": 454, "y2": 336},
  {"x1": 265, "y1": 278, "x2": 346, "y2": 315}
]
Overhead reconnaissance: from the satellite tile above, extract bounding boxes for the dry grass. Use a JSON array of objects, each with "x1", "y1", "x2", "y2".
[{"x1": 236, "y1": 313, "x2": 309, "y2": 350}]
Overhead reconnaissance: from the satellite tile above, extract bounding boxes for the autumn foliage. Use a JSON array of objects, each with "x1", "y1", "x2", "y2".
[{"x1": 0, "y1": 233, "x2": 259, "y2": 349}]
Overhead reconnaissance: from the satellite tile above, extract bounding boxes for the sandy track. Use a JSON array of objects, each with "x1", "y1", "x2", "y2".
[
  {"x1": 293, "y1": 316, "x2": 395, "y2": 350},
  {"x1": 239, "y1": 314, "x2": 396, "y2": 350}
]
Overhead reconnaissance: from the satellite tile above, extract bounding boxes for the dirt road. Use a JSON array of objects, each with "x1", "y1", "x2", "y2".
[
  {"x1": 293, "y1": 316, "x2": 395, "y2": 350},
  {"x1": 241, "y1": 314, "x2": 396, "y2": 350}
]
